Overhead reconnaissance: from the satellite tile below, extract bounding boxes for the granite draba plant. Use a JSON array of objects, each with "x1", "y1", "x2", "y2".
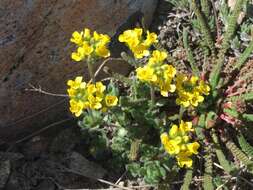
[{"x1": 66, "y1": 0, "x2": 253, "y2": 187}]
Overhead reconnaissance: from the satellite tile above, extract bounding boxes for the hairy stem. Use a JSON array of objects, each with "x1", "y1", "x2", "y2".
[
  {"x1": 150, "y1": 85, "x2": 155, "y2": 107},
  {"x1": 87, "y1": 56, "x2": 95, "y2": 83}
]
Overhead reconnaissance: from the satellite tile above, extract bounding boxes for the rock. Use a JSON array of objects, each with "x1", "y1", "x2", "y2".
[
  {"x1": 37, "y1": 180, "x2": 56, "y2": 190},
  {"x1": 0, "y1": 0, "x2": 158, "y2": 142},
  {"x1": 0, "y1": 152, "x2": 23, "y2": 161},
  {"x1": 0, "y1": 160, "x2": 11, "y2": 189},
  {"x1": 0, "y1": 152, "x2": 23, "y2": 189},
  {"x1": 69, "y1": 152, "x2": 107, "y2": 179},
  {"x1": 49, "y1": 127, "x2": 81, "y2": 154}
]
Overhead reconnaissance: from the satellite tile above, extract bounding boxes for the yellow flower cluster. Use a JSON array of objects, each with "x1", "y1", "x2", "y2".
[
  {"x1": 136, "y1": 50, "x2": 176, "y2": 97},
  {"x1": 118, "y1": 28, "x2": 158, "y2": 59},
  {"x1": 67, "y1": 76, "x2": 118, "y2": 117},
  {"x1": 160, "y1": 121, "x2": 200, "y2": 168},
  {"x1": 70, "y1": 28, "x2": 111, "y2": 61},
  {"x1": 175, "y1": 74, "x2": 210, "y2": 107}
]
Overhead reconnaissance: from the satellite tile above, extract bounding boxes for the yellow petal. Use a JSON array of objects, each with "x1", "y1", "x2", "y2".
[
  {"x1": 187, "y1": 142, "x2": 200, "y2": 154},
  {"x1": 105, "y1": 95, "x2": 118, "y2": 107},
  {"x1": 160, "y1": 133, "x2": 169, "y2": 145},
  {"x1": 169, "y1": 124, "x2": 179, "y2": 138},
  {"x1": 164, "y1": 140, "x2": 180, "y2": 155},
  {"x1": 176, "y1": 155, "x2": 193, "y2": 168},
  {"x1": 83, "y1": 28, "x2": 91, "y2": 39},
  {"x1": 95, "y1": 44, "x2": 110, "y2": 58}
]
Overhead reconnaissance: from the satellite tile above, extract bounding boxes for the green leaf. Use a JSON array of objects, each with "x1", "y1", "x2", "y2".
[
  {"x1": 226, "y1": 140, "x2": 253, "y2": 172},
  {"x1": 79, "y1": 110, "x2": 103, "y2": 129},
  {"x1": 238, "y1": 133, "x2": 253, "y2": 158},
  {"x1": 226, "y1": 92, "x2": 253, "y2": 102},
  {"x1": 223, "y1": 108, "x2": 239, "y2": 118},
  {"x1": 106, "y1": 81, "x2": 119, "y2": 96},
  {"x1": 126, "y1": 163, "x2": 141, "y2": 177},
  {"x1": 183, "y1": 27, "x2": 200, "y2": 76},
  {"x1": 205, "y1": 111, "x2": 218, "y2": 129},
  {"x1": 142, "y1": 161, "x2": 167, "y2": 184},
  {"x1": 212, "y1": 132, "x2": 235, "y2": 173},
  {"x1": 196, "y1": 114, "x2": 206, "y2": 140},
  {"x1": 181, "y1": 169, "x2": 193, "y2": 190},
  {"x1": 210, "y1": 0, "x2": 247, "y2": 91},
  {"x1": 242, "y1": 114, "x2": 253, "y2": 122},
  {"x1": 234, "y1": 40, "x2": 253, "y2": 70},
  {"x1": 203, "y1": 147, "x2": 214, "y2": 190}
]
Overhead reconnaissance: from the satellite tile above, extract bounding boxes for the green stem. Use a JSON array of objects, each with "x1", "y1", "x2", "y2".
[
  {"x1": 132, "y1": 77, "x2": 138, "y2": 100},
  {"x1": 179, "y1": 106, "x2": 185, "y2": 123},
  {"x1": 87, "y1": 56, "x2": 95, "y2": 83},
  {"x1": 150, "y1": 85, "x2": 155, "y2": 107}
]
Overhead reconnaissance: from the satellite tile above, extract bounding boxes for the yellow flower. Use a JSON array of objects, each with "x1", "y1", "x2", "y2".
[
  {"x1": 159, "y1": 80, "x2": 176, "y2": 97},
  {"x1": 148, "y1": 50, "x2": 167, "y2": 65},
  {"x1": 176, "y1": 92, "x2": 192, "y2": 108},
  {"x1": 176, "y1": 74, "x2": 187, "y2": 90},
  {"x1": 88, "y1": 95, "x2": 102, "y2": 109},
  {"x1": 70, "y1": 31, "x2": 83, "y2": 46},
  {"x1": 175, "y1": 74, "x2": 210, "y2": 108},
  {"x1": 105, "y1": 95, "x2": 118, "y2": 107},
  {"x1": 176, "y1": 151, "x2": 193, "y2": 168},
  {"x1": 169, "y1": 125, "x2": 179, "y2": 138},
  {"x1": 162, "y1": 64, "x2": 177, "y2": 79},
  {"x1": 71, "y1": 47, "x2": 86, "y2": 61},
  {"x1": 165, "y1": 139, "x2": 181, "y2": 155},
  {"x1": 131, "y1": 44, "x2": 150, "y2": 58},
  {"x1": 187, "y1": 142, "x2": 200, "y2": 154},
  {"x1": 190, "y1": 91, "x2": 204, "y2": 107},
  {"x1": 161, "y1": 120, "x2": 200, "y2": 168},
  {"x1": 136, "y1": 66, "x2": 157, "y2": 82},
  {"x1": 69, "y1": 99, "x2": 84, "y2": 117},
  {"x1": 136, "y1": 50, "x2": 176, "y2": 96},
  {"x1": 67, "y1": 88, "x2": 76, "y2": 97},
  {"x1": 86, "y1": 82, "x2": 105, "y2": 102},
  {"x1": 160, "y1": 133, "x2": 181, "y2": 155},
  {"x1": 190, "y1": 76, "x2": 198, "y2": 85},
  {"x1": 95, "y1": 82, "x2": 106, "y2": 93},
  {"x1": 82, "y1": 42, "x2": 94, "y2": 55},
  {"x1": 95, "y1": 43, "x2": 110, "y2": 58},
  {"x1": 87, "y1": 83, "x2": 96, "y2": 94},
  {"x1": 144, "y1": 31, "x2": 158, "y2": 46},
  {"x1": 83, "y1": 28, "x2": 91, "y2": 39},
  {"x1": 197, "y1": 80, "x2": 210, "y2": 95},
  {"x1": 133, "y1": 28, "x2": 143, "y2": 38},
  {"x1": 119, "y1": 28, "x2": 158, "y2": 59},
  {"x1": 101, "y1": 34, "x2": 111, "y2": 44},
  {"x1": 160, "y1": 133, "x2": 169, "y2": 145},
  {"x1": 93, "y1": 31, "x2": 110, "y2": 43},
  {"x1": 67, "y1": 76, "x2": 86, "y2": 90},
  {"x1": 173, "y1": 136, "x2": 183, "y2": 144},
  {"x1": 118, "y1": 29, "x2": 142, "y2": 45},
  {"x1": 179, "y1": 121, "x2": 194, "y2": 133},
  {"x1": 182, "y1": 135, "x2": 190, "y2": 143},
  {"x1": 70, "y1": 28, "x2": 111, "y2": 61}
]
